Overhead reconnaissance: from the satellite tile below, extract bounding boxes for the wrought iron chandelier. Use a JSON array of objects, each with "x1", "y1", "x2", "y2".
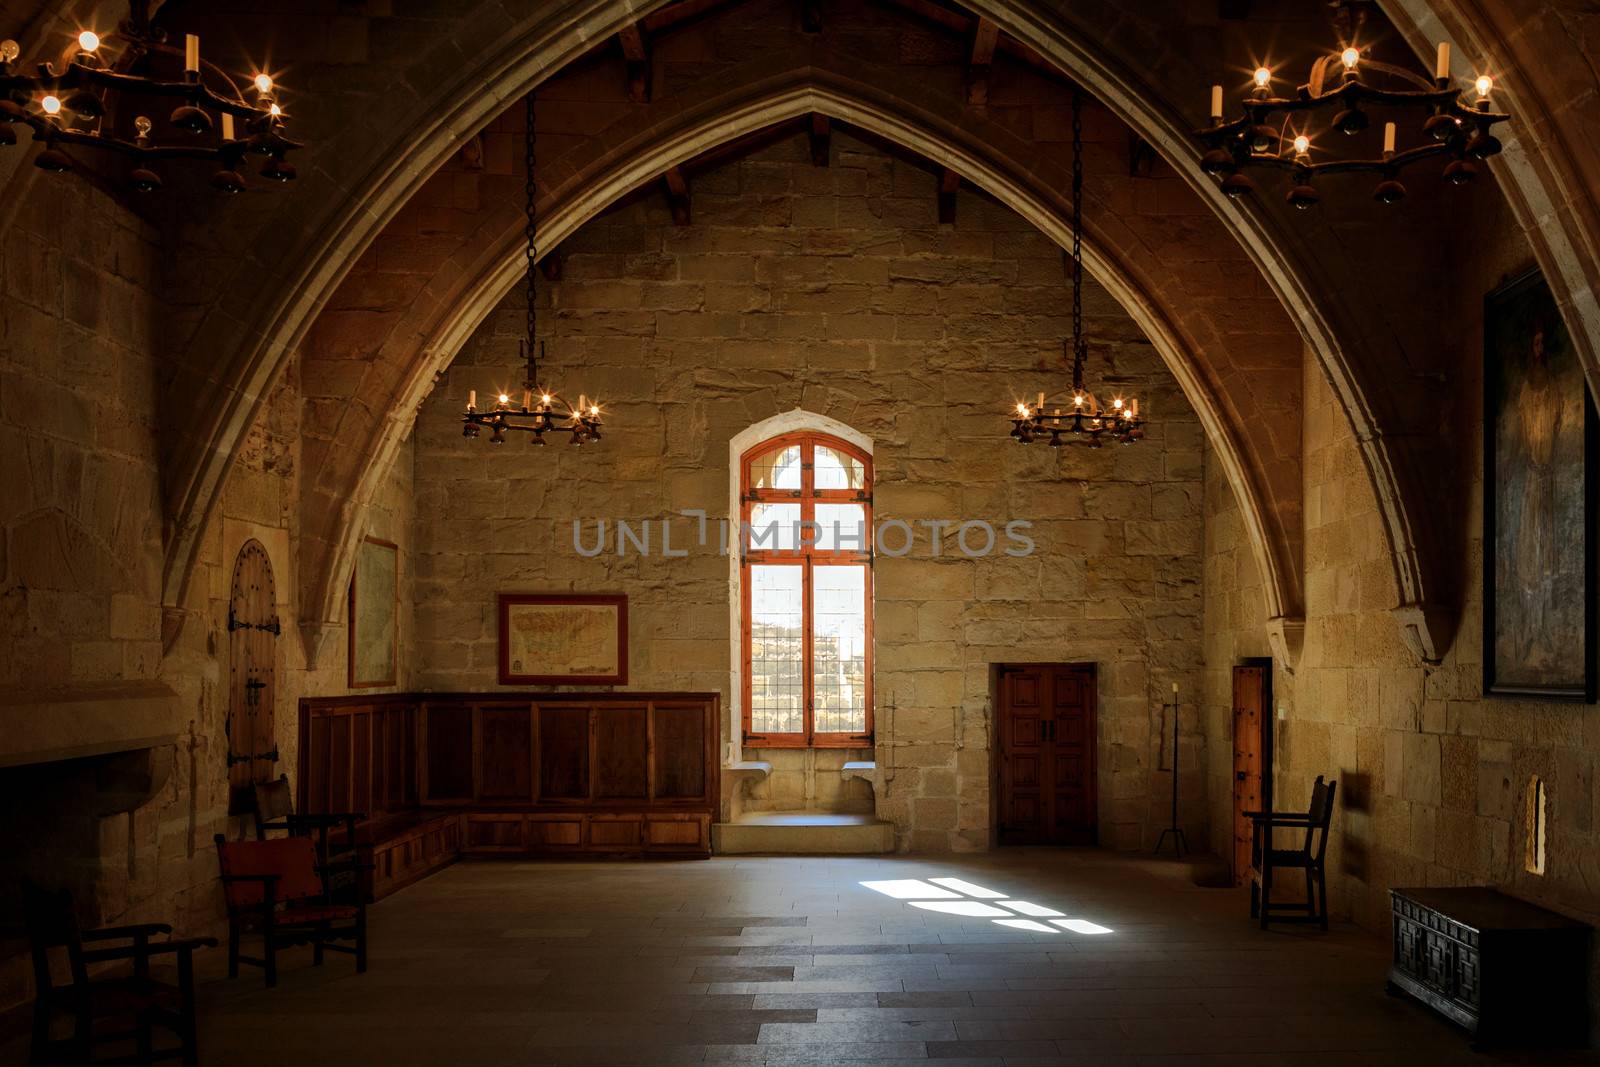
[
  {"x1": 0, "y1": 0, "x2": 299, "y2": 192},
  {"x1": 462, "y1": 91, "x2": 603, "y2": 447},
  {"x1": 1009, "y1": 89, "x2": 1144, "y2": 448},
  {"x1": 1197, "y1": 0, "x2": 1508, "y2": 208}
]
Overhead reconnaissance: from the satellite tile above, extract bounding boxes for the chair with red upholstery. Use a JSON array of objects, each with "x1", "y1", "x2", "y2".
[
  {"x1": 24, "y1": 878, "x2": 215, "y2": 1067},
  {"x1": 213, "y1": 833, "x2": 368, "y2": 988}
]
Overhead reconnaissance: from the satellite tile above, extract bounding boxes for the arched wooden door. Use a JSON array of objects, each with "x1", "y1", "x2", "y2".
[{"x1": 227, "y1": 541, "x2": 281, "y2": 814}]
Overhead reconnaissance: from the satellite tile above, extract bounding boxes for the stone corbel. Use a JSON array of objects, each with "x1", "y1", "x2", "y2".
[
  {"x1": 1265, "y1": 615, "x2": 1305, "y2": 673},
  {"x1": 1392, "y1": 601, "x2": 1456, "y2": 666},
  {"x1": 299, "y1": 619, "x2": 341, "y2": 673}
]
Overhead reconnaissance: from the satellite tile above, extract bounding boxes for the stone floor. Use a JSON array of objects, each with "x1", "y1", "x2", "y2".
[{"x1": 46, "y1": 851, "x2": 1600, "y2": 1065}]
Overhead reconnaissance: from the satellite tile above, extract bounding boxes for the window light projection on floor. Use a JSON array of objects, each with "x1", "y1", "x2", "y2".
[{"x1": 859, "y1": 877, "x2": 1113, "y2": 934}]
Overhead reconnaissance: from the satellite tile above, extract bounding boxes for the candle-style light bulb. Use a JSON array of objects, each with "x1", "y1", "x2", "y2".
[
  {"x1": 541, "y1": 393, "x2": 553, "y2": 406},
  {"x1": 1341, "y1": 47, "x2": 1359, "y2": 70},
  {"x1": 269, "y1": 102, "x2": 282, "y2": 119},
  {"x1": 497, "y1": 392, "x2": 510, "y2": 405},
  {"x1": 1475, "y1": 75, "x2": 1493, "y2": 99},
  {"x1": 77, "y1": 30, "x2": 100, "y2": 53},
  {"x1": 253, "y1": 73, "x2": 273, "y2": 95},
  {"x1": 0, "y1": 40, "x2": 20, "y2": 64},
  {"x1": 1253, "y1": 66, "x2": 1272, "y2": 89},
  {"x1": 1293, "y1": 134, "x2": 1311, "y2": 155},
  {"x1": 1016, "y1": 401, "x2": 1030, "y2": 417},
  {"x1": 41, "y1": 94, "x2": 61, "y2": 115}
]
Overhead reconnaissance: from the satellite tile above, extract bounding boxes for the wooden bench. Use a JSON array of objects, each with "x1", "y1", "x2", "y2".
[{"x1": 297, "y1": 692, "x2": 719, "y2": 895}]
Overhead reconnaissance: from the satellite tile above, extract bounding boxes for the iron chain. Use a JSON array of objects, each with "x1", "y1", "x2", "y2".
[
  {"x1": 523, "y1": 90, "x2": 539, "y2": 392},
  {"x1": 1070, "y1": 87, "x2": 1085, "y2": 392}
]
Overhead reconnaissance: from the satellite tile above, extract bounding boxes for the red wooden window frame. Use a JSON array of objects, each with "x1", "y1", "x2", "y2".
[{"x1": 740, "y1": 431, "x2": 874, "y2": 748}]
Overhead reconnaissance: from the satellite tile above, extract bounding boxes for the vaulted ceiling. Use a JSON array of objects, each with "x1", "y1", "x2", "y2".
[{"x1": 5, "y1": 0, "x2": 1596, "y2": 669}]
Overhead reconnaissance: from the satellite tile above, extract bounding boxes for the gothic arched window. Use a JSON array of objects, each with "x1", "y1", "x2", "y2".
[{"x1": 740, "y1": 432, "x2": 873, "y2": 747}]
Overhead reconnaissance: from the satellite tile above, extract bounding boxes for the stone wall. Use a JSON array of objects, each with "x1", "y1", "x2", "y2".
[
  {"x1": 0, "y1": 162, "x2": 415, "y2": 1013},
  {"x1": 1201, "y1": 198, "x2": 1600, "y2": 989},
  {"x1": 411, "y1": 130, "x2": 1207, "y2": 851}
]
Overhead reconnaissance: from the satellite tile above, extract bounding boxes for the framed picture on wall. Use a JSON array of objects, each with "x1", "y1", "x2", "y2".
[
  {"x1": 1483, "y1": 268, "x2": 1597, "y2": 700},
  {"x1": 348, "y1": 536, "x2": 399, "y2": 688},
  {"x1": 498, "y1": 593, "x2": 628, "y2": 686}
]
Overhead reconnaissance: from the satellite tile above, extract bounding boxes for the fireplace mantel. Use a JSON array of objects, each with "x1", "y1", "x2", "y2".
[{"x1": 0, "y1": 681, "x2": 183, "y2": 770}]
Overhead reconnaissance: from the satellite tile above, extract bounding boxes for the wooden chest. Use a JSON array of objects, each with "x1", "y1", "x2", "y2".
[{"x1": 1388, "y1": 887, "x2": 1590, "y2": 1047}]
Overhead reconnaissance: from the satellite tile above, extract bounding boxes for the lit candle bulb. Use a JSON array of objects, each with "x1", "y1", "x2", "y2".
[
  {"x1": 1293, "y1": 134, "x2": 1310, "y2": 156},
  {"x1": 1475, "y1": 74, "x2": 1493, "y2": 99},
  {"x1": 1341, "y1": 46, "x2": 1359, "y2": 70},
  {"x1": 1210, "y1": 84, "x2": 1222, "y2": 120},
  {"x1": 1383, "y1": 121, "x2": 1396, "y2": 155},
  {"x1": 253, "y1": 73, "x2": 273, "y2": 95},
  {"x1": 1016, "y1": 400, "x2": 1029, "y2": 417},
  {"x1": 77, "y1": 30, "x2": 99, "y2": 54},
  {"x1": 1253, "y1": 66, "x2": 1271, "y2": 89},
  {"x1": 40, "y1": 94, "x2": 61, "y2": 115},
  {"x1": 1434, "y1": 41, "x2": 1450, "y2": 81},
  {"x1": 184, "y1": 33, "x2": 199, "y2": 75}
]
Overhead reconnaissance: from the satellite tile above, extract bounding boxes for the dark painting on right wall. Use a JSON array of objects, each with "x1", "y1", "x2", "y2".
[{"x1": 1483, "y1": 268, "x2": 1596, "y2": 700}]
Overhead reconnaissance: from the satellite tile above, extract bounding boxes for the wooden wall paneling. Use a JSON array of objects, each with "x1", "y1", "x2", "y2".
[
  {"x1": 587, "y1": 813, "x2": 644, "y2": 849},
  {"x1": 525, "y1": 814, "x2": 584, "y2": 849},
  {"x1": 465, "y1": 813, "x2": 527, "y2": 852},
  {"x1": 594, "y1": 703, "x2": 649, "y2": 800},
  {"x1": 423, "y1": 702, "x2": 474, "y2": 802},
  {"x1": 650, "y1": 702, "x2": 707, "y2": 800},
  {"x1": 352, "y1": 710, "x2": 372, "y2": 817},
  {"x1": 538, "y1": 703, "x2": 590, "y2": 800},
  {"x1": 477, "y1": 703, "x2": 534, "y2": 801}
]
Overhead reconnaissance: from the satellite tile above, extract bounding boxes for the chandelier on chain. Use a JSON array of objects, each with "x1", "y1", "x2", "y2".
[
  {"x1": 462, "y1": 91, "x2": 603, "y2": 446},
  {"x1": 1009, "y1": 89, "x2": 1144, "y2": 448},
  {"x1": 1196, "y1": 0, "x2": 1508, "y2": 208},
  {"x1": 0, "y1": 0, "x2": 299, "y2": 192}
]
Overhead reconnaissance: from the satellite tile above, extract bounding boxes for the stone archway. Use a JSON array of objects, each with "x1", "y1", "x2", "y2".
[
  {"x1": 291, "y1": 72, "x2": 1308, "y2": 675},
  {"x1": 124, "y1": 0, "x2": 1510, "y2": 668}
]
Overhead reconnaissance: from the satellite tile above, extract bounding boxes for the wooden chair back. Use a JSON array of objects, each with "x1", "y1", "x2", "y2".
[
  {"x1": 22, "y1": 880, "x2": 89, "y2": 997},
  {"x1": 215, "y1": 836, "x2": 325, "y2": 910},
  {"x1": 1303, "y1": 775, "x2": 1337, "y2": 863},
  {"x1": 252, "y1": 774, "x2": 295, "y2": 838}
]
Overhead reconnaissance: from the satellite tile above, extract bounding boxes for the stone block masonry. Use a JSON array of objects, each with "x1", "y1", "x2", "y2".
[{"x1": 411, "y1": 131, "x2": 1205, "y2": 852}]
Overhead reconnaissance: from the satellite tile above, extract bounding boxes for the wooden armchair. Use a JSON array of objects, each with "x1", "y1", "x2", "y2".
[
  {"x1": 214, "y1": 834, "x2": 369, "y2": 988},
  {"x1": 24, "y1": 879, "x2": 215, "y2": 1067},
  {"x1": 1248, "y1": 775, "x2": 1337, "y2": 929},
  {"x1": 252, "y1": 775, "x2": 364, "y2": 899}
]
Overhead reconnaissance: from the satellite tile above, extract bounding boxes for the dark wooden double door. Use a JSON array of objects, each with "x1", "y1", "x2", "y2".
[{"x1": 996, "y1": 664, "x2": 1097, "y2": 845}]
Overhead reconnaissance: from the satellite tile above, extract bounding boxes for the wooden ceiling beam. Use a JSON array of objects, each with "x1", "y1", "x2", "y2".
[
  {"x1": 938, "y1": 168, "x2": 961, "y2": 224},
  {"x1": 809, "y1": 114, "x2": 831, "y2": 167},
  {"x1": 801, "y1": 0, "x2": 822, "y2": 33},
  {"x1": 967, "y1": 17, "x2": 998, "y2": 106},
  {"x1": 618, "y1": 23, "x2": 651, "y2": 103},
  {"x1": 664, "y1": 166, "x2": 691, "y2": 225}
]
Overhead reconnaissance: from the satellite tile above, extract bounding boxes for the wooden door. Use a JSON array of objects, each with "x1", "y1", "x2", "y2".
[
  {"x1": 227, "y1": 541, "x2": 281, "y2": 813},
  {"x1": 997, "y1": 664, "x2": 1097, "y2": 846},
  {"x1": 1231, "y1": 662, "x2": 1272, "y2": 885}
]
